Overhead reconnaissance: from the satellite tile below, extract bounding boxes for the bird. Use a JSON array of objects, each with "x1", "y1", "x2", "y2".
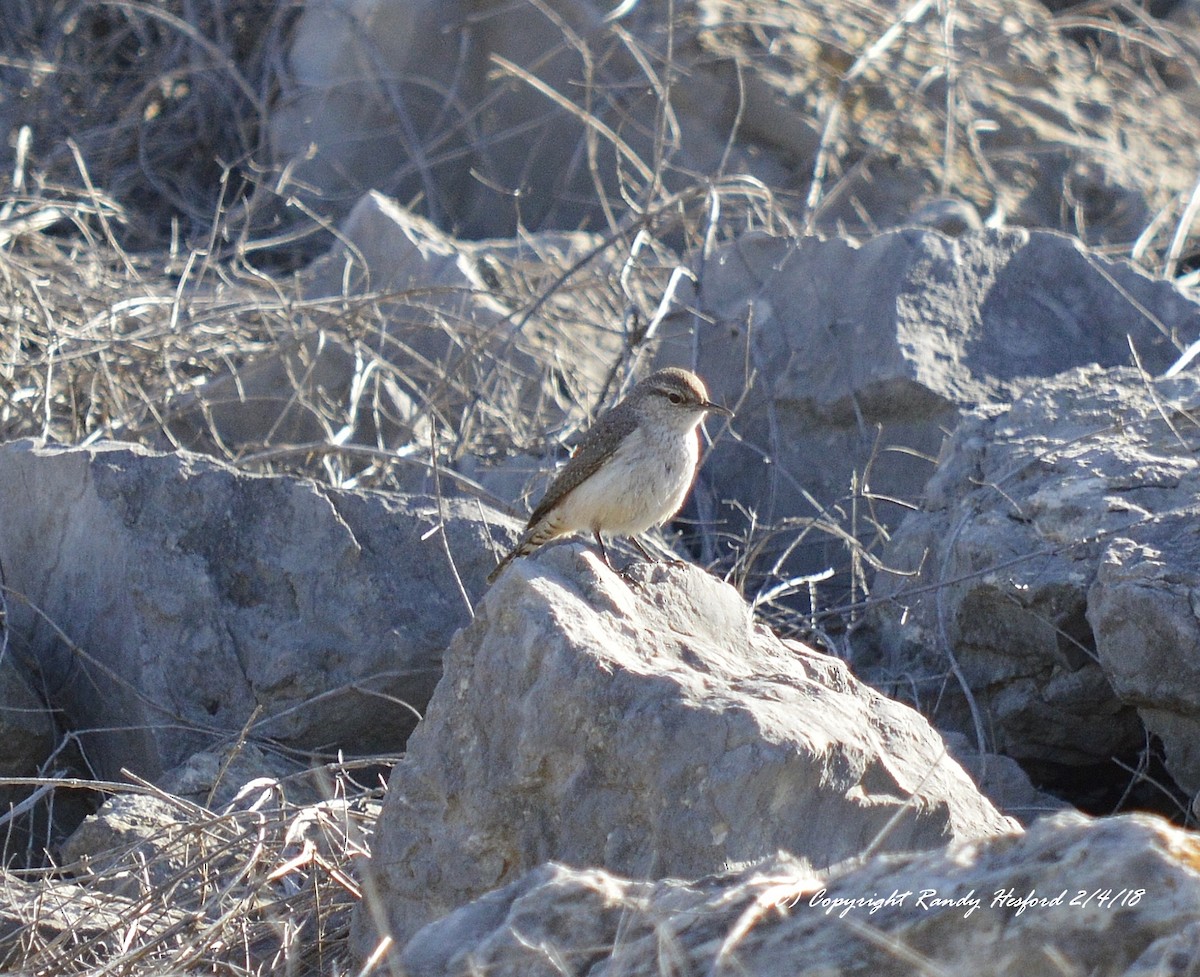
[{"x1": 487, "y1": 367, "x2": 732, "y2": 583}]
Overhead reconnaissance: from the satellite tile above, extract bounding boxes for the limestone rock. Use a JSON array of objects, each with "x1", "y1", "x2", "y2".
[
  {"x1": 58, "y1": 794, "x2": 192, "y2": 899},
  {"x1": 0, "y1": 439, "x2": 512, "y2": 781},
  {"x1": 0, "y1": 655, "x2": 53, "y2": 777},
  {"x1": 655, "y1": 228, "x2": 1200, "y2": 584},
  {"x1": 1088, "y1": 521, "x2": 1200, "y2": 798},
  {"x1": 941, "y1": 732, "x2": 1071, "y2": 825},
  {"x1": 158, "y1": 743, "x2": 318, "y2": 810},
  {"x1": 0, "y1": 649, "x2": 56, "y2": 827},
  {"x1": 353, "y1": 547, "x2": 1015, "y2": 953},
  {"x1": 269, "y1": 0, "x2": 630, "y2": 236},
  {"x1": 396, "y1": 812, "x2": 1200, "y2": 977},
  {"x1": 862, "y1": 365, "x2": 1200, "y2": 803},
  {"x1": 266, "y1": 1, "x2": 1199, "y2": 248}
]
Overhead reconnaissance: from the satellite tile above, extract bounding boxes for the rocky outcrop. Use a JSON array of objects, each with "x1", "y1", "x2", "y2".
[
  {"x1": 267, "y1": 0, "x2": 819, "y2": 237},
  {"x1": 353, "y1": 547, "x2": 1016, "y2": 954},
  {"x1": 0, "y1": 439, "x2": 514, "y2": 781},
  {"x1": 0, "y1": 652, "x2": 58, "y2": 864},
  {"x1": 942, "y1": 732, "x2": 1071, "y2": 823},
  {"x1": 1090, "y1": 528, "x2": 1200, "y2": 801},
  {"x1": 58, "y1": 794, "x2": 194, "y2": 900},
  {"x1": 267, "y1": 0, "x2": 1200, "y2": 247},
  {"x1": 0, "y1": 655, "x2": 53, "y2": 774},
  {"x1": 10, "y1": 0, "x2": 1200, "y2": 973},
  {"x1": 655, "y1": 228, "x2": 1200, "y2": 581},
  {"x1": 862, "y1": 365, "x2": 1200, "y2": 804},
  {"x1": 396, "y1": 812, "x2": 1200, "y2": 977}
]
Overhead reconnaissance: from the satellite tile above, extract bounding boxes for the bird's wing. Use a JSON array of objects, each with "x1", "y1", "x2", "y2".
[{"x1": 526, "y1": 408, "x2": 640, "y2": 528}]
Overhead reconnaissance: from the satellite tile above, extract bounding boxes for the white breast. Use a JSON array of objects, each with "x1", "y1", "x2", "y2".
[{"x1": 553, "y1": 425, "x2": 701, "y2": 536}]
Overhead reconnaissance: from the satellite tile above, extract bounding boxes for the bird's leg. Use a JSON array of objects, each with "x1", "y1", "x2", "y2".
[
  {"x1": 631, "y1": 536, "x2": 656, "y2": 563},
  {"x1": 633, "y1": 535, "x2": 691, "y2": 573},
  {"x1": 593, "y1": 530, "x2": 613, "y2": 570}
]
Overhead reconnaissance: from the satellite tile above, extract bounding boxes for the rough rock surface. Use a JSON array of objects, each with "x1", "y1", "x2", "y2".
[
  {"x1": 396, "y1": 812, "x2": 1200, "y2": 977},
  {"x1": 0, "y1": 656, "x2": 53, "y2": 775},
  {"x1": 0, "y1": 653, "x2": 57, "y2": 862},
  {"x1": 941, "y1": 732, "x2": 1071, "y2": 825},
  {"x1": 0, "y1": 649, "x2": 56, "y2": 811},
  {"x1": 58, "y1": 794, "x2": 193, "y2": 900},
  {"x1": 861, "y1": 365, "x2": 1200, "y2": 800},
  {"x1": 1089, "y1": 519, "x2": 1200, "y2": 800},
  {"x1": 0, "y1": 439, "x2": 514, "y2": 780},
  {"x1": 157, "y1": 742, "x2": 320, "y2": 810},
  {"x1": 268, "y1": 0, "x2": 1200, "y2": 247},
  {"x1": 655, "y1": 227, "x2": 1200, "y2": 581},
  {"x1": 268, "y1": 0, "x2": 812, "y2": 236},
  {"x1": 353, "y1": 547, "x2": 1016, "y2": 954}
]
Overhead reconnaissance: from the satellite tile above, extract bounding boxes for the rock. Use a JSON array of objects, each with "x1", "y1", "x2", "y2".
[
  {"x1": 268, "y1": 0, "x2": 630, "y2": 236},
  {"x1": 394, "y1": 812, "x2": 1200, "y2": 977},
  {"x1": 158, "y1": 743, "x2": 318, "y2": 810},
  {"x1": 353, "y1": 546, "x2": 1016, "y2": 954},
  {"x1": 0, "y1": 560, "x2": 66, "y2": 863},
  {"x1": 164, "y1": 192, "x2": 620, "y2": 471},
  {"x1": 0, "y1": 649, "x2": 56, "y2": 834},
  {"x1": 266, "y1": 1, "x2": 817, "y2": 238},
  {"x1": 0, "y1": 656, "x2": 61, "y2": 867},
  {"x1": 58, "y1": 793, "x2": 193, "y2": 899},
  {"x1": 0, "y1": 654, "x2": 53, "y2": 777},
  {"x1": 1088, "y1": 521, "x2": 1200, "y2": 797},
  {"x1": 266, "y1": 1, "x2": 1200, "y2": 249},
  {"x1": 0, "y1": 871, "x2": 186, "y2": 966},
  {"x1": 0, "y1": 439, "x2": 513, "y2": 781},
  {"x1": 861, "y1": 365, "x2": 1200, "y2": 805},
  {"x1": 655, "y1": 228, "x2": 1200, "y2": 584},
  {"x1": 941, "y1": 732, "x2": 1072, "y2": 825}
]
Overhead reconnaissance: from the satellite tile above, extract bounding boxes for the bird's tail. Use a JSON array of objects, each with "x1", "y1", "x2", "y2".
[
  {"x1": 486, "y1": 531, "x2": 539, "y2": 584},
  {"x1": 486, "y1": 546, "x2": 519, "y2": 584},
  {"x1": 486, "y1": 520, "x2": 564, "y2": 583}
]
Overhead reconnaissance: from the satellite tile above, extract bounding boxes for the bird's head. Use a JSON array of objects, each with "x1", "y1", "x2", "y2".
[{"x1": 631, "y1": 368, "x2": 733, "y2": 431}]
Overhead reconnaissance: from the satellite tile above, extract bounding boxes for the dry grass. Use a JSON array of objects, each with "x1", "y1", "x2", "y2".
[
  {"x1": 0, "y1": 764, "x2": 380, "y2": 977},
  {"x1": 4, "y1": 0, "x2": 1198, "y2": 480},
  {"x1": 2, "y1": 0, "x2": 1200, "y2": 973},
  {"x1": 0, "y1": 0, "x2": 289, "y2": 250}
]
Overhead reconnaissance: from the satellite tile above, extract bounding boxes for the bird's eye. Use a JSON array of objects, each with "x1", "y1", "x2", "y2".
[{"x1": 667, "y1": 392, "x2": 683, "y2": 404}]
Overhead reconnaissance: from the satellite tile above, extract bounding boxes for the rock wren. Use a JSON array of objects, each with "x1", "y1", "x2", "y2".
[{"x1": 488, "y1": 368, "x2": 732, "y2": 582}]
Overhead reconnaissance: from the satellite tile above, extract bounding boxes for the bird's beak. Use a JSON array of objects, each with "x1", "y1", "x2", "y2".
[{"x1": 704, "y1": 401, "x2": 734, "y2": 418}]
